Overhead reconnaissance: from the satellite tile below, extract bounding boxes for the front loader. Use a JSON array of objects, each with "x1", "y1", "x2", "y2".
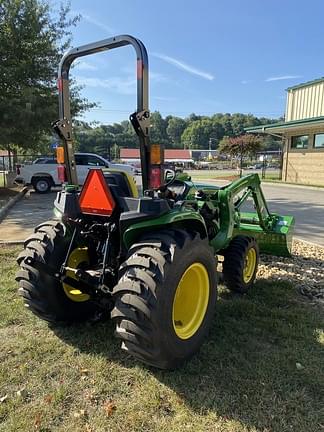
[{"x1": 16, "y1": 35, "x2": 294, "y2": 369}]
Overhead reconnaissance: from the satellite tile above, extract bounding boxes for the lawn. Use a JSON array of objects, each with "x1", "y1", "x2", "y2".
[
  {"x1": 0, "y1": 188, "x2": 20, "y2": 209},
  {"x1": 189, "y1": 170, "x2": 281, "y2": 183},
  {"x1": 0, "y1": 246, "x2": 323, "y2": 432}
]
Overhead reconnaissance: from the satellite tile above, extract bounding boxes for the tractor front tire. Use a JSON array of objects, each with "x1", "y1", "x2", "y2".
[
  {"x1": 222, "y1": 236, "x2": 259, "y2": 294},
  {"x1": 112, "y1": 230, "x2": 217, "y2": 369},
  {"x1": 16, "y1": 221, "x2": 100, "y2": 324}
]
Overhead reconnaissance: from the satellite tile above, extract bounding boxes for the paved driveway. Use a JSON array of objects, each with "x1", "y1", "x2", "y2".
[
  {"x1": 261, "y1": 184, "x2": 324, "y2": 246},
  {"x1": 0, "y1": 182, "x2": 323, "y2": 246},
  {"x1": 0, "y1": 190, "x2": 56, "y2": 242}
]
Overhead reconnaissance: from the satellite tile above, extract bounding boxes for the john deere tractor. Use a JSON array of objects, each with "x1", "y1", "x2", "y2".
[{"x1": 16, "y1": 35, "x2": 294, "y2": 369}]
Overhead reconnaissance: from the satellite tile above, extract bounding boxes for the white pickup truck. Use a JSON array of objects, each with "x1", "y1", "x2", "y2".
[{"x1": 15, "y1": 152, "x2": 136, "y2": 193}]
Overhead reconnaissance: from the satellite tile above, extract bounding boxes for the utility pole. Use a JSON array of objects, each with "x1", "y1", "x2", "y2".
[{"x1": 208, "y1": 137, "x2": 217, "y2": 160}]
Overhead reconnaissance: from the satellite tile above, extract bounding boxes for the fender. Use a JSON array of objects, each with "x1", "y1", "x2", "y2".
[{"x1": 122, "y1": 208, "x2": 208, "y2": 249}]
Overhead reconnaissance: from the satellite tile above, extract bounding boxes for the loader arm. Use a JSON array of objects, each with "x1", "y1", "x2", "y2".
[
  {"x1": 210, "y1": 174, "x2": 294, "y2": 256},
  {"x1": 221, "y1": 173, "x2": 275, "y2": 231}
]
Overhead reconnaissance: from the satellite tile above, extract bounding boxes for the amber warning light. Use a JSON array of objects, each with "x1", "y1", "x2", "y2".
[
  {"x1": 79, "y1": 169, "x2": 115, "y2": 216},
  {"x1": 56, "y1": 146, "x2": 65, "y2": 164}
]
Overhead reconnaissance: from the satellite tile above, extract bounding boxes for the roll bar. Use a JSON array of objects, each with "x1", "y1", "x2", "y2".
[{"x1": 53, "y1": 35, "x2": 151, "y2": 190}]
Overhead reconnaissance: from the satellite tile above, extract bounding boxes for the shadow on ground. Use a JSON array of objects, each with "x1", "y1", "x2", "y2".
[
  {"x1": 53, "y1": 278, "x2": 324, "y2": 431},
  {"x1": 0, "y1": 187, "x2": 20, "y2": 208}
]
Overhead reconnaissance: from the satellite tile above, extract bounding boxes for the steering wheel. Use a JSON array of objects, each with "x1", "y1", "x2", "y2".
[{"x1": 164, "y1": 168, "x2": 176, "y2": 186}]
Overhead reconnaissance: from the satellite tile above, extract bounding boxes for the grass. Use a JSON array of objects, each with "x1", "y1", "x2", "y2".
[
  {"x1": 0, "y1": 246, "x2": 323, "y2": 432},
  {"x1": 0, "y1": 187, "x2": 20, "y2": 209},
  {"x1": 189, "y1": 170, "x2": 324, "y2": 187},
  {"x1": 190, "y1": 171, "x2": 281, "y2": 182}
]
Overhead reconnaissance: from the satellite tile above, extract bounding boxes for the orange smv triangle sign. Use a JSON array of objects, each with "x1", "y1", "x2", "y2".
[{"x1": 79, "y1": 169, "x2": 116, "y2": 216}]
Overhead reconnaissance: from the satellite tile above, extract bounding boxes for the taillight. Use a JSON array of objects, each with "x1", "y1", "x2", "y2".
[
  {"x1": 149, "y1": 144, "x2": 164, "y2": 189},
  {"x1": 57, "y1": 165, "x2": 67, "y2": 183},
  {"x1": 149, "y1": 167, "x2": 162, "y2": 189},
  {"x1": 79, "y1": 169, "x2": 115, "y2": 216}
]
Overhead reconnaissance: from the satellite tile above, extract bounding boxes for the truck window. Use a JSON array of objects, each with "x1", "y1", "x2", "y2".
[
  {"x1": 86, "y1": 156, "x2": 106, "y2": 166},
  {"x1": 75, "y1": 155, "x2": 88, "y2": 165},
  {"x1": 44, "y1": 159, "x2": 56, "y2": 164}
]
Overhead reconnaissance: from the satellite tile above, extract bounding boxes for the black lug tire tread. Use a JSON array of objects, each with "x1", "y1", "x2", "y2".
[
  {"x1": 32, "y1": 177, "x2": 51, "y2": 194},
  {"x1": 34, "y1": 221, "x2": 65, "y2": 236},
  {"x1": 16, "y1": 220, "x2": 99, "y2": 324},
  {"x1": 111, "y1": 229, "x2": 217, "y2": 369},
  {"x1": 222, "y1": 236, "x2": 259, "y2": 294}
]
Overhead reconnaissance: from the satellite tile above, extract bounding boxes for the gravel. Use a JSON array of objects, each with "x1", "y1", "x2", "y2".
[{"x1": 258, "y1": 239, "x2": 324, "y2": 303}]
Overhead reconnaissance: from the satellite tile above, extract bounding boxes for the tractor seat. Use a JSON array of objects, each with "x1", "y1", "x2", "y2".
[{"x1": 103, "y1": 170, "x2": 138, "y2": 211}]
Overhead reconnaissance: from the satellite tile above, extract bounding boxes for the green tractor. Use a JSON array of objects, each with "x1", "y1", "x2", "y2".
[{"x1": 16, "y1": 35, "x2": 294, "y2": 369}]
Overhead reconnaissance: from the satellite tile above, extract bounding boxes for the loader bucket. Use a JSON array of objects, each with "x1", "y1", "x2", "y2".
[{"x1": 234, "y1": 212, "x2": 295, "y2": 257}]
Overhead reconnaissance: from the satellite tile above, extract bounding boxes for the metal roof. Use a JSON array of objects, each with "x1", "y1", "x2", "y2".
[
  {"x1": 286, "y1": 77, "x2": 324, "y2": 91},
  {"x1": 245, "y1": 116, "x2": 324, "y2": 134},
  {"x1": 120, "y1": 148, "x2": 192, "y2": 159}
]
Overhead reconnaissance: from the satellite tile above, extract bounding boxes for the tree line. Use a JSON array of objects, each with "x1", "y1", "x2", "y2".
[{"x1": 75, "y1": 112, "x2": 281, "y2": 159}]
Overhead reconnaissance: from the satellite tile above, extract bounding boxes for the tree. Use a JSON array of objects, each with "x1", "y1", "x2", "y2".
[
  {"x1": 262, "y1": 134, "x2": 282, "y2": 151},
  {"x1": 0, "y1": 0, "x2": 94, "y2": 154},
  {"x1": 166, "y1": 117, "x2": 187, "y2": 147},
  {"x1": 218, "y1": 134, "x2": 262, "y2": 158},
  {"x1": 181, "y1": 118, "x2": 224, "y2": 149},
  {"x1": 150, "y1": 111, "x2": 169, "y2": 146}
]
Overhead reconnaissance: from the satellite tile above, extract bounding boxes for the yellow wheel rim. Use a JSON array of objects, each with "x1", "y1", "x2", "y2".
[
  {"x1": 243, "y1": 248, "x2": 257, "y2": 284},
  {"x1": 63, "y1": 247, "x2": 90, "y2": 302},
  {"x1": 172, "y1": 263, "x2": 210, "y2": 340}
]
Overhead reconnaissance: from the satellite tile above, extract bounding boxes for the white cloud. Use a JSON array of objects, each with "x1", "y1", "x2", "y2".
[
  {"x1": 75, "y1": 76, "x2": 136, "y2": 95},
  {"x1": 241, "y1": 80, "x2": 250, "y2": 85},
  {"x1": 152, "y1": 52, "x2": 214, "y2": 81},
  {"x1": 121, "y1": 65, "x2": 167, "y2": 83},
  {"x1": 79, "y1": 12, "x2": 115, "y2": 34},
  {"x1": 153, "y1": 96, "x2": 177, "y2": 102},
  {"x1": 75, "y1": 61, "x2": 98, "y2": 71},
  {"x1": 265, "y1": 75, "x2": 302, "y2": 82},
  {"x1": 150, "y1": 71, "x2": 167, "y2": 82}
]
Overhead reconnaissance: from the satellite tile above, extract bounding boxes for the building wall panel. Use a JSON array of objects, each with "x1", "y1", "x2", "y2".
[
  {"x1": 283, "y1": 149, "x2": 324, "y2": 186},
  {"x1": 286, "y1": 82, "x2": 324, "y2": 121}
]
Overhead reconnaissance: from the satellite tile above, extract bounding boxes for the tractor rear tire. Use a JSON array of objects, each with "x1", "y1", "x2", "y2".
[
  {"x1": 16, "y1": 221, "x2": 100, "y2": 324},
  {"x1": 222, "y1": 236, "x2": 259, "y2": 294},
  {"x1": 111, "y1": 230, "x2": 217, "y2": 369}
]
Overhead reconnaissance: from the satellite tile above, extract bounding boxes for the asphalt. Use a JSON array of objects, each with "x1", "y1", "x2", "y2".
[
  {"x1": 261, "y1": 183, "x2": 324, "y2": 246},
  {"x1": 0, "y1": 180, "x2": 323, "y2": 246},
  {"x1": 0, "y1": 190, "x2": 56, "y2": 242}
]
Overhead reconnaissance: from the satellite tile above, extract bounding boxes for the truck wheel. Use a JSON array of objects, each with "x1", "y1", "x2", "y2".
[
  {"x1": 222, "y1": 236, "x2": 259, "y2": 293},
  {"x1": 32, "y1": 177, "x2": 52, "y2": 193},
  {"x1": 111, "y1": 230, "x2": 217, "y2": 369},
  {"x1": 16, "y1": 221, "x2": 100, "y2": 324}
]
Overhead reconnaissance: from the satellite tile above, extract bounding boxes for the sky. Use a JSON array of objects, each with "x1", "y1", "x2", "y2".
[{"x1": 63, "y1": 0, "x2": 324, "y2": 125}]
